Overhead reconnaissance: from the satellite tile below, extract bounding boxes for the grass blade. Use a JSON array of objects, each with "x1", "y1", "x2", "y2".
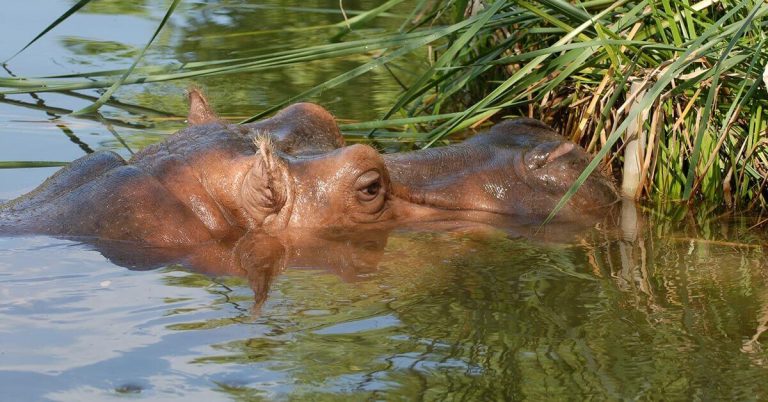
[
  {"x1": 3, "y1": 0, "x2": 94, "y2": 63},
  {"x1": 332, "y1": 0, "x2": 406, "y2": 40},
  {"x1": 682, "y1": 0, "x2": 762, "y2": 200},
  {"x1": 240, "y1": 14, "x2": 490, "y2": 123},
  {"x1": 372, "y1": 0, "x2": 505, "y2": 134},
  {"x1": 542, "y1": 0, "x2": 753, "y2": 224},
  {"x1": 0, "y1": 161, "x2": 70, "y2": 169},
  {"x1": 423, "y1": 0, "x2": 629, "y2": 147},
  {"x1": 71, "y1": 0, "x2": 181, "y2": 115}
]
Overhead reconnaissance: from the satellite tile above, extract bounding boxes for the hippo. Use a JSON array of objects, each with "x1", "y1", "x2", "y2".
[{"x1": 0, "y1": 89, "x2": 617, "y2": 246}]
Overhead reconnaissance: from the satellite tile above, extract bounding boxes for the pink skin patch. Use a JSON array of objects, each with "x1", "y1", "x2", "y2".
[{"x1": 545, "y1": 143, "x2": 575, "y2": 163}]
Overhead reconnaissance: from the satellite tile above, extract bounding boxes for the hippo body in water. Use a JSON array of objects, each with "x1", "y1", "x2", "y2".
[{"x1": 0, "y1": 90, "x2": 617, "y2": 246}]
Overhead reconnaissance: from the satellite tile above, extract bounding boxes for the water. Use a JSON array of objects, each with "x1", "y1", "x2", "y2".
[{"x1": 2, "y1": 1, "x2": 768, "y2": 400}]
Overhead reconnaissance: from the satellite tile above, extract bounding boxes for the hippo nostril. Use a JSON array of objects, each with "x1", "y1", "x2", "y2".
[
  {"x1": 525, "y1": 141, "x2": 576, "y2": 170},
  {"x1": 546, "y1": 142, "x2": 575, "y2": 163}
]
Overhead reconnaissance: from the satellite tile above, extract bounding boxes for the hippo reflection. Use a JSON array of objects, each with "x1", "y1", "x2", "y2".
[
  {"x1": 0, "y1": 90, "x2": 617, "y2": 245},
  {"x1": 87, "y1": 221, "x2": 582, "y2": 309},
  {"x1": 90, "y1": 227, "x2": 391, "y2": 309}
]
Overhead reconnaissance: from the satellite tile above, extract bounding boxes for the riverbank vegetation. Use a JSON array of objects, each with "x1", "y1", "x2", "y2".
[{"x1": 1, "y1": 0, "x2": 767, "y2": 215}]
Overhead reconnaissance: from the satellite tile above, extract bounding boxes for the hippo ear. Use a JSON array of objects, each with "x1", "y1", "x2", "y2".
[
  {"x1": 255, "y1": 134, "x2": 282, "y2": 171},
  {"x1": 187, "y1": 87, "x2": 220, "y2": 125},
  {"x1": 254, "y1": 133, "x2": 289, "y2": 204},
  {"x1": 524, "y1": 141, "x2": 575, "y2": 169}
]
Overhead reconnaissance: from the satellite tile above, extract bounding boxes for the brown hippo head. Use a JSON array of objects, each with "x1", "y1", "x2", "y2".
[
  {"x1": 188, "y1": 94, "x2": 618, "y2": 233},
  {"x1": 0, "y1": 90, "x2": 617, "y2": 245}
]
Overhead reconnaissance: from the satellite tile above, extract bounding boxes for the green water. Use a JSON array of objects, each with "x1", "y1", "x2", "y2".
[{"x1": 1, "y1": 1, "x2": 768, "y2": 400}]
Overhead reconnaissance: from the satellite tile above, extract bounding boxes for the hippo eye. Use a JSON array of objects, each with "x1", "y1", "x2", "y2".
[
  {"x1": 363, "y1": 182, "x2": 380, "y2": 196},
  {"x1": 355, "y1": 170, "x2": 383, "y2": 202}
]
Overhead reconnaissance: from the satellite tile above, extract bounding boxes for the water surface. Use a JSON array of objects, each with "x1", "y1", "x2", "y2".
[{"x1": 2, "y1": 1, "x2": 768, "y2": 400}]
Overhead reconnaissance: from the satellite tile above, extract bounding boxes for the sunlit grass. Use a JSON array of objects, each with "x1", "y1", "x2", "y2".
[{"x1": 0, "y1": 161, "x2": 69, "y2": 169}]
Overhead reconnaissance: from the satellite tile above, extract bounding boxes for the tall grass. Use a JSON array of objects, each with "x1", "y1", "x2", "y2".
[
  {"x1": 376, "y1": 0, "x2": 768, "y2": 215},
  {"x1": 2, "y1": 0, "x2": 767, "y2": 213}
]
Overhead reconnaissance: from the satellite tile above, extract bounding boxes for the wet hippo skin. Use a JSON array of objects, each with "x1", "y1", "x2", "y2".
[{"x1": 0, "y1": 89, "x2": 618, "y2": 246}]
